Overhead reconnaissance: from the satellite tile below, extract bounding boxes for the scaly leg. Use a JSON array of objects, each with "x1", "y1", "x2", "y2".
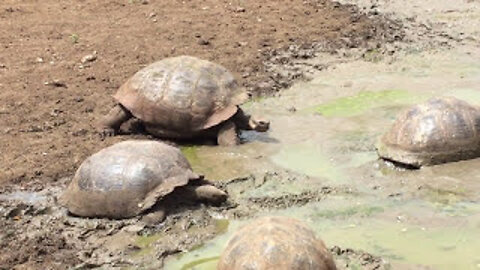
[
  {"x1": 96, "y1": 104, "x2": 132, "y2": 137},
  {"x1": 217, "y1": 120, "x2": 240, "y2": 146}
]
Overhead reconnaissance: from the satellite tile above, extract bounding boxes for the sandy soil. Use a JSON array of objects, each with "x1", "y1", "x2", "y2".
[{"x1": 0, "y1": 0, "x2": 401, "y2": 190}]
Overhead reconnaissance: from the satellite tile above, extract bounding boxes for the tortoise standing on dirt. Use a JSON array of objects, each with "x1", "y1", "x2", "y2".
[
  {"x1": 218, "y1": 216, "x2": 337, "y2": 270},
  {"x1": 97, "y1": 56, "x2": 269, "y2": 146},
  {"x1": 59, "y1": 140, "x2": 227, "y2": 221},
  {"x1": 377, "y1": 96, "x2": 480, "y2": 168}
]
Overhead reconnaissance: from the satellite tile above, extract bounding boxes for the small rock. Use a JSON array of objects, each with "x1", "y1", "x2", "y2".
[
  {"x1": 287, "y1": 106, "x2": 297, "y2": 112},
  {"x1": 0, "y1": 63, "x2": 6, "y2": 68},
  {"x1": 197, "y1": 39, "x2": 210, "y2": 46},
  {"x1": 234, "y1": 7, "x2": 246, "y2": 13},
  {"x1": 122, "y1": 224, "x2": 145, "y2": 233},
  {"x1": 50, "y1": 108, "x2": 63, "y2": 116},
  {"x1": 236, "y1": 41, "x2": 248, "y2": 47},
  {"x1": 81, "y1": 52, "x2": 97, "y2": 64},
  {"x1": 44, "y1": 80, "x2": 67, "y2": 88},
  {"x1": 148, "y1": 12, "x2": 157, "y2": 18},
  {"x1": 72, "y1": 129, "x2": 88, "y2": 137},
  {"x1": 35, "y1": 57, "x2": 44, "y2": 63}
]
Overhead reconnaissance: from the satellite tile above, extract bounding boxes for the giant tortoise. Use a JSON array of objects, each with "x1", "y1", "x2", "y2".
[
  {"x1": 97, "y1": 56, "x2": 269, "y2": 146},
  {"x1": 59, "y1": 140, "x2": 227, "y2": 221},
  {"x1": 377, "y1": 96, "x2": 480, "y2": 167}
]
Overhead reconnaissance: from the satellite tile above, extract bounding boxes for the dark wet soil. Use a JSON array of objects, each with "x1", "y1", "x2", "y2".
[{"x1": 0, "y1": 171, "x2": 386, "y2": 269}]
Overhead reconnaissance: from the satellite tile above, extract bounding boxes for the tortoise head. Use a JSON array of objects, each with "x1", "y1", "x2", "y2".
[{"x1": 249, "y1": 116, "x2": 270, "y2": 132}]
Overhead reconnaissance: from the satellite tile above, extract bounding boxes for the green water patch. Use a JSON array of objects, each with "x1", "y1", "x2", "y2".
[
  {"x1": 271, "y1": 141, "x2": 377, "y2": 183},
  {"x1": 165, "y1": 198, "x2": 480, "y2": 270},
  {"x1": 130, "y1": 233, "x2": 163, "y2": 258},
  {"x1": 309, "y1": 90, "x2": 428, "y2": 118},
  {"x1": 214, "y1": 219, "x2": 230, "y2": 234},
  {"x1": 313, "y1": 205, "x2": 385, "y2": 220},
  {"x1": 271, "y1": 142, "x2": 348, "y2": 182},
  {"x1": 319, "y1": 219, "x2": 480, "y2": 270},
  {"x1": 180, "y1": 256, "x2": 220, "y2": 270},
  {"x1": 180, "y1": 146, "x2": 251, "y2": 181}
]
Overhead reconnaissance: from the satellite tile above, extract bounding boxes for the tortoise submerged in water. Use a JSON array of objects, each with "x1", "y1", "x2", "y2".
[
  {"x1": 377, "y1": 96, "x2": 480, "y2": 168},
  {"x1": 59, "y1": 140, "x2": 227, "y2": 221},
  {"x1": 97, "y1": 56, "x2": 269, "y2": 146},
  {"x1": 218, "y1": 216, "x2": 337, "y2": 270}
]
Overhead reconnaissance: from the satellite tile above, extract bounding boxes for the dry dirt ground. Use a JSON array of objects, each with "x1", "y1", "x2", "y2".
[
  {"x1": 0, "y1": 0, "x2": 404, "y2": 269},
  {"x1": 0, "y1": 0, "x2": 401, "y2": 189}
]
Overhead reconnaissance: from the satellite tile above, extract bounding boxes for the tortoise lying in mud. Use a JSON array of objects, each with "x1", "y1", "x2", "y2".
[
  {"x1": 59, "y1": 140, "x2": 227, "y2": 220},
  {"x1": 98, "y1": 55, "x2": 269, "y2": 146},
  {"x1": 377, "y1": 96, "x2": 480, "y2": 168},
  {"x1": 218, "y1": 216, "x2": 337, "y2": 270}
]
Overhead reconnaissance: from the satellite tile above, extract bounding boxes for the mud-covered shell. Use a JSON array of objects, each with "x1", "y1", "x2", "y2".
[
  {"x1": 59, "y1": 140, "x2": 199, "y2": 219},
  {"x1": 218, "y1": 216, "x2": 337, "y2": 270},
  {"x1": 114, "y1": 56, "x2": 248, "y2": 136},
  {"x1": 377, "y1": 96, "x2": 480, "y2": 167}
]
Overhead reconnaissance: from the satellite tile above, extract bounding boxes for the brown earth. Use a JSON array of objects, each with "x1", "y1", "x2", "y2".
[{"x1": 0, "y1": 0, "x2": 402, "y2": 189}]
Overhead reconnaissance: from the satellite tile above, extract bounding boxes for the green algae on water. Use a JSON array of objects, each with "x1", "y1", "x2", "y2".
[
  {"x1": 311, "y1": 90, "x2": 424, "y2": 117},
  {"x1": 130, "y1": 233, "x2": 163, "y2": 258},
  {"x1": 271, "y1": 142, "x2": 347, "y2": 182},
  {"x1": 180, "y1": 256, "x2": 219, "y2": 270}
]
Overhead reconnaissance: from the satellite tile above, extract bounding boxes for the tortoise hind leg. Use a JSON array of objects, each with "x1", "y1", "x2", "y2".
[
  {"x1": 96, "y1": 104, "x2": 132, "y2": 137},
  {"x1": 217, "y1": 120, "x2": 240, "y2": 146}
]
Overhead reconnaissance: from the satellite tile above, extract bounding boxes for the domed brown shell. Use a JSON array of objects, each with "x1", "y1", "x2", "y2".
[
  {"x1": 218, "y1": 216, "x2": 337, "y2": 270},
  {"x1": 59, "y1": 140, "x2": 199, "y2": 219},
  {"x1": 114, "y1": 56, "x2": 248, "y2": 138},
  {"x1": 377, "y1": 96, "x2": 480, "y2": 167}
]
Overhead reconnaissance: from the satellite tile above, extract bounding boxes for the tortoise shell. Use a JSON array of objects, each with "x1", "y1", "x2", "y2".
[
  {"x1": 113, "y1": 56, "x2": 248, "y2": 137},
  {"x1": 377, "y1": 96, "x2": 480, "y2": 167},
  {"x1": 59, "y1": 140, "x2": 199, "y2": 219},
  {"x1": 218, "y1": 216, "x2": 337, "y2": 270}
]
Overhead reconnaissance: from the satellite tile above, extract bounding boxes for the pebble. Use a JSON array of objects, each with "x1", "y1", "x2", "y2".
[
  {"x1": 44, "y1": 80, "x2": 67, "y2": 88},
  {"x1": 81, "y1": 52, "x2": 97, "y2": 63}
]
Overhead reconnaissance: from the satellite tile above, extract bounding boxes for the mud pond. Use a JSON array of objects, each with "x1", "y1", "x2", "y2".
[{"x1": 165, "y1": 47, "x2": 480, "y2": 270}]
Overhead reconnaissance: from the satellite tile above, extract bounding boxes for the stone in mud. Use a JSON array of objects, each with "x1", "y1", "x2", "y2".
[
  {"x1": 217, "y1": 216, "x2": 337, "y2": 270},
  {"x1": 377, "y1": 96, "x2": 480, "y2": 168},
  {"x1": 59, "y1": 140, "x2": 227, "y2": 220}
]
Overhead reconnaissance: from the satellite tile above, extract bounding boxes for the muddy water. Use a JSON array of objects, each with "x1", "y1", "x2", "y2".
[{"x1": 165, "y1": 47, "x2": 480, "y2": 270}]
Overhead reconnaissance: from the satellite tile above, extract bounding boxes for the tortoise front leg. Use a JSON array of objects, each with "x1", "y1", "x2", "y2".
[
  {"x1": 233, "y1": 108, "x2": 270, "y2": 132},
  {"x1": 217, "y1": 120, "x2": 240, "y2": 146},
  {"x1": 97, "y1": 104, "x2": 132, "y2": 137}
]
